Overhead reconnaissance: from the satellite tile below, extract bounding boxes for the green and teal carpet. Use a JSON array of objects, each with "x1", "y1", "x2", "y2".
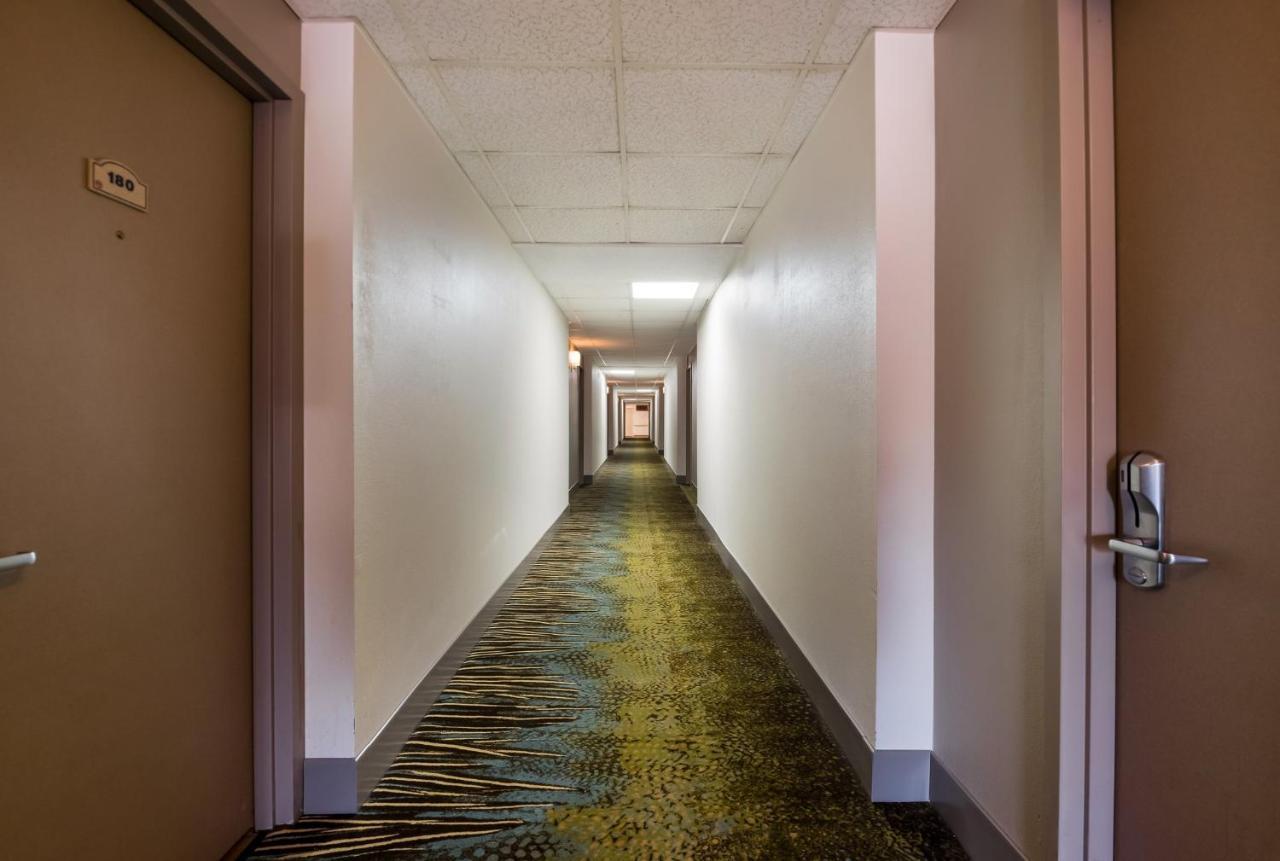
[{"x1": 250, "y1": 442, "x2": 965, "y2": 860}]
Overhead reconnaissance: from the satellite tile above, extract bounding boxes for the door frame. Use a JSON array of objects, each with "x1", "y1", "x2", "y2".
[
  {"x1": 620, "y1": 396, "x2": 655, "y2": 441},
  {"x1": 127, "y1": 0, "x2": 305, "y2": 830},
  {"x1": 1058, "y1": 0, "x2": 1117, "y2": 858}
]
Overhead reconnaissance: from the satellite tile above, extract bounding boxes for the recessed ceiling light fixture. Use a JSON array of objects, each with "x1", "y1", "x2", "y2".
[
  {"x1": 611, "y1": 369, "x2": 635, "y2": 375},
  {"x1": 632, "y1": 281, "x2": 698, "y2": 300}
]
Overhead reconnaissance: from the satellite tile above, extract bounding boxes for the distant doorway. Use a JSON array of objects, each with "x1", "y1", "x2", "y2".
[{"x1": 624, "y1": 401, "x2": 651, "y2": 440}]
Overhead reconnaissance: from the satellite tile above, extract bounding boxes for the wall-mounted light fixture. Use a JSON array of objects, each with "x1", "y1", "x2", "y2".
[{"x1": 568, "y1": 349, "x2": 582, "y2": 368}]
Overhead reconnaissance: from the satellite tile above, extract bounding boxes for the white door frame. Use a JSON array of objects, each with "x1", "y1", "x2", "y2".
[
  {"x1": 620, "y1": 396, "x2": 655, "y2": 441},
  {"x1": 1057, "y1": 1, "x2": 1117, "y2": 858}
]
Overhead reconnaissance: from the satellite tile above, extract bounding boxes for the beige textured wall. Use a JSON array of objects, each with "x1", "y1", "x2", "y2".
[{"x1": 933, "y1": 0, "x2": 1062, "y2": 857}]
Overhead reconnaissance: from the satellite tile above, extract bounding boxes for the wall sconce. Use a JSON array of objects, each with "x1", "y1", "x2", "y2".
[{"x1": 568, "y1": 349, "x2": 582, "y2": 368}]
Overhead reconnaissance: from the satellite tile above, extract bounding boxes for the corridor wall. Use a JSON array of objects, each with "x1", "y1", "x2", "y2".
[
  {"x1": 663, "y1": 366, "x2": 685, "y2": 478},
  {"x1": 301, "y1": 21, "x2": 569, "y2": 809},
  {"x1": 933, "y1": 1, "x2": 1063, "y2": 858},
  {"x1": 697, "y1": 31, "x2": 935, "y2": 796},
  {"x1": 582, "y1": 355, "x2": 608, "y2": 478}
]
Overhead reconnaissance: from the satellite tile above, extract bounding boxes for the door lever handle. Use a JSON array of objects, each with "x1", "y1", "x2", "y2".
[
  {"x1": 1108, "y1": 538, "x2": 1208, "y2": 567},
  {"x1": 0, "y1": 551, "x2": 37, "y2": 573}
]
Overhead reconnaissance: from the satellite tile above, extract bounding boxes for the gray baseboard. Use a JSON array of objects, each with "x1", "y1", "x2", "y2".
[
  {"x1": 871, "y1": 749, "x2": 931, "y2": 802},
  {"x1": 304, "y1": 505, "x2": 571, "y2": 814},
  {"x1": 931, "y1": 756, "x2": 1026, "y2": 860},
  {"x1": 302, "y1": 758, "x2": 357, "y2": 815},
  {"x1": 693, "y1": 509, "x2": 874, "y2": 790},
  {"x1": 693, "y1": 508, "x2": 1023, "y2": 858},
  {"x1": 654, "y1": 452, "x2": 684, "y2": 487}
]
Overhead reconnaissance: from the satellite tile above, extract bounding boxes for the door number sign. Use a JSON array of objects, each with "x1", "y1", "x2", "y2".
[{"x1": 86, "y1": 158, "x2": 148, "y2": 212}]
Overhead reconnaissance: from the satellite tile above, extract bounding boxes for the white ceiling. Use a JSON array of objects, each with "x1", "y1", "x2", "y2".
[
  {"x1": 288, "y1": 0, "x2": 955, "y2": 367},
  {"x1": 519, "y1": 244, "x2": 735, "y2": 367}
]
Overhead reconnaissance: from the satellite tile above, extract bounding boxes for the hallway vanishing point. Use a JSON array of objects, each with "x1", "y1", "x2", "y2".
[{"x1": 250, "y1": 443, "x2": 965, "y2": 860}]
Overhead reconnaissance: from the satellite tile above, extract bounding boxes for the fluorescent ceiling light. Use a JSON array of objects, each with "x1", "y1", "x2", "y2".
[
  {"x1": 610, "y1": 369, "x2": 635, "y2": 375},
  {"x1": 632, "y1": 281, "x2": 698, "y2": 300}
]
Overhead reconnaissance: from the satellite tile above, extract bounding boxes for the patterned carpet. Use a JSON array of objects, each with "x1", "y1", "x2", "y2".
[{"x1": 248, "y1": 442, "x2": 966, "y2": 860}]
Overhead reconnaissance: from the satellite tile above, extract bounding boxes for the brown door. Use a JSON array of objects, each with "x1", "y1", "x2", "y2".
[
  {"x1": 569, "y1": 366, "x2": 582, "y2": 489},
  {"x1": 0, "y1": 0, "x2": 255, "y2": 857},
  {"x1": 1113, "y1": 1, "x2": 1280, "y2": 858}
]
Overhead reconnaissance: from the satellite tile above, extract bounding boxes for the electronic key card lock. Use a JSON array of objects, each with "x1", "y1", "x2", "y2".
[{"x1": 1109, "y1": 452, "x2": 1209, "y2": 589}]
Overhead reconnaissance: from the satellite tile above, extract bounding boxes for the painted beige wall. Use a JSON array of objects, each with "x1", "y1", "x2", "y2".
[
  {"x1": 302, "y1": 21, "x2": 356, "y2": 760},
  {"x1": 871, "y1": 31, "x2": 935, "y2": 753},
  {"x1": 349, "y1": 27, "x2": 569, "y2": 752},
  {"x1": 698, "y1": 33, "x2": 935, "y2": 753},
  {"x1": 663, "y1": 366, "x2": 685, "y2": 476},
  {"x1": 583, "y1": 356, "x2": 608, "y2": 477},
  {"x1": 301, "y1": 21, "x2": 570, "y2": 758},
  {"x1": 933, "y1": 0, "x2": 1062, "y2": 857}
]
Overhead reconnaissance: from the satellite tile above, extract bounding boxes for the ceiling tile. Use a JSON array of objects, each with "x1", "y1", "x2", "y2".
[
  {"x1": 816, "y1": 0, "x2": 955, "y2": 63},
  {"x1": 401, "y1": 0, "x2": 613, "y2": 62},
  {"x1": 489, "y1": 154, "x2": 623, "y2": 207},
  {"x1": 628, "y1": 155, "x2": 757, "y2": 208},
  {"x1": 632, "y1": 312, "x2": 690, "y2": 326},
  {"x1": 519, "y1": 244, "x2": 739, "y2": 282},
  {"x1": 455, "y1": 153, "x2": 508, "y2": 205},
  {"x1": 519, "y1": 208, "x2": 627, "y2": 243},
  {"x1": 394, "y1": 64, "x2": 474, "y2": 150},
  {"x1": 544, "y1": 281, "x2": 632, "y2": 297},
  {"x1": 725, "y1": 208, "x2": 761, "y2": 242},
  {"x1": 438, "y1": 66, "x2": 619, "y2": 152},
  {"x1": 575, "y1": 311, "x2": 633, "y2": 324},
  {"x1": 620, "y1": 0, "x2": 830, "y2": 64},
  {"x1": 631, "y1": 295, "x2": 693, "y2": 310},
  {"x1": 490, "y1": 207, "x2": 532, "y2": 241},
  {"x1": 561, "y1": 297, "x2": 634, "y2": 310},
  {"x1": 771, "y1": 69, "x2": 842, "y2": 154},
  {"x1": 744, "y1": 155, "x2": 792, "y2": 207},
  {"x1": 629, "y1": 209, "x2": 733, "y2": 243},
  {"x1": 625, "y1": 69, "x2": 797, "y2": 154}
]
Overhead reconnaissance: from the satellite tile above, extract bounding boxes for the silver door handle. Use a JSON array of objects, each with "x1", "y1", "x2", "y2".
[
  {"x1": 1108, "y1": 539, "x2": 1207, "y2": 568},
  {"x1": 0, "y1": 551, "x2": 37, "y2": 573}
]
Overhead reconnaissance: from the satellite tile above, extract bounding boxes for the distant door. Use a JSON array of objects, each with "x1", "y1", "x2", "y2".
[
  {"x1": 569, "y1": 367, "x2": 583, "y2": 488},
  {"x1": 624, "y1": 402, "x2": 650, "y2": 440},
  {"x1": 0, "y1": 0, "x2": 255, "y2": 857},
  {"x1": 1112, "y1": 1, "x2": 1279, "y2": 858},
  {"x1": 657, "y1": 388, "x2": 665, "y2": 450}
]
